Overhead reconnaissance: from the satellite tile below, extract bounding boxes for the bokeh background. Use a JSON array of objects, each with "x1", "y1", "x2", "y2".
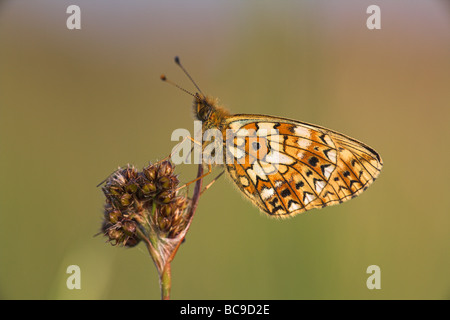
[{"x1": 0, "y1": 0, "x2": 449, "y2": 299}]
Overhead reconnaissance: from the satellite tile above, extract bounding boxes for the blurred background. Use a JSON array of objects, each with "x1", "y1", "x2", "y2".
[{"x1": 0, "y1": 0, "x2": 449, "y2": 299}]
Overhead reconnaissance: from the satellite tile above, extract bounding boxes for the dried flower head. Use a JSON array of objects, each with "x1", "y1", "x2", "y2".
[
  {"x1": 99, "y1": 157, "x2": 204, "y2": 300},
  {"x1": 101, "y1": 160, "x2": 191, "y2": 247}
]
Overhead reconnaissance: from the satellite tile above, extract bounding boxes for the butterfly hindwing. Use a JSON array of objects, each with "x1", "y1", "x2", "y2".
[{"x1": 223, "y1": 115, "x2": 383, "y2": 217}]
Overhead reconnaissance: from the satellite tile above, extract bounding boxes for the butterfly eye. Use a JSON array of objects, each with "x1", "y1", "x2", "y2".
[{"x1": 198, "y1": 106, "x2": 211, "y2": 121}]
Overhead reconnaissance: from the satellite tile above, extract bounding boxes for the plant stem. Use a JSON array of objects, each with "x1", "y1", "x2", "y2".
[
  {"x1": 144, "y1": 164, "x2": 204, "y2": 300},
  {"x1": 160, "y1": 264, "x2": 171, "y2": 300},
  {"x1": 157, "y1": 164, "x2": 203, "y2": 300}
]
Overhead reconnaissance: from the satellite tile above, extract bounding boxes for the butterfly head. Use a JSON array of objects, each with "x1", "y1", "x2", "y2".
[
  {"x1": 193, "y1": 93, "x2": 229, "y2": 129},
  {"x1": 160, "y1": 57, "x2": 230, "y2": 129}
]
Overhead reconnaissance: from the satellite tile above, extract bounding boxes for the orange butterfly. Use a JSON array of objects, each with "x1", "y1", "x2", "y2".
[{"x1": 163, "y1": 57, "x2": 383, "y2": 218}]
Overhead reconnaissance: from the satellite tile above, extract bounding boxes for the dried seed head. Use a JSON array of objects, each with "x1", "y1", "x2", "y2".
[
  {"x1": 122, "y1": 220, "x2": 137, "y2": 236},
  {"x1": 143, "y1": 165, "x2": 157, "y2": 181},
  {"x1": 157, "y1": 190, "x2": 175, "y2": 204},
  {"x1": 100, "y1": 160, "x2": 192, "y2": 247},
  {"x1": 158, "y1": 160, "x2": 174, "y2": 177},
  {"x1": 141, "y1": 182, "x2": 157, "y2": 194},
  {"x1": 158, "y1": 176, "x2": 172, "y2": 190},
  {"x1": 108, "y1": 210, "x2": 122, "y2": 224},
  {"x1": 120, "y1": 193, "x2": 133, "y2": 207}
]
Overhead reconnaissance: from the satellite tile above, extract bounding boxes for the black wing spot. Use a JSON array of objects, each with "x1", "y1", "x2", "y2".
[
  {"x1": 319, "y1": 134, "x2": 328, "y2": 144},
  {"x1": 252, "y1": 141, "x2": 261, "y2": 151},
  {"x1": 358, "y1": 170, "x2": 363, "y2": 179},
  {"x1": 295, "y1": 181, "x2": 304, "y2": 189},
  {"x1": 308, "y1": 156, "x2": 319, "y2": 167},
  {"x1": 280, "y1": 188, "x2": 291, "y2": 198},
  {"x1": 270, "y1": 206, "x2": 284, "y2": 215},
  {"x1": 323, "y1": 190, "x2": 335, "y2": 198},
  {"x1": 349, "y1": 180, "x2": 360, "y2": 188}
]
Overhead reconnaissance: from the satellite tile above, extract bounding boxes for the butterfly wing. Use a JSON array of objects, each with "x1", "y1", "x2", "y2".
[{"x1": 222, "y1": 114, "x2": 383, "y2": 217}]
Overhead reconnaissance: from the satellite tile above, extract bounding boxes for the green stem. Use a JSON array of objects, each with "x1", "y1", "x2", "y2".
[{"x1": 160, "y1": 264, "x2": 171, "y2": 300}]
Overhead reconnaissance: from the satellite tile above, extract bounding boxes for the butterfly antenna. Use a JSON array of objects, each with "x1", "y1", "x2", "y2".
[
  {"x1": 160, "y1": 74, "x2": 197, "y2": 98},
  {"x1": 174, "y1": 56, "x2": 204, "y2": 95}
]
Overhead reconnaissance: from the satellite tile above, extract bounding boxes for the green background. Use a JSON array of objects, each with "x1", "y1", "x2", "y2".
[{"x1": 1, "y1": 0, "x2": 449, "y2": 299}]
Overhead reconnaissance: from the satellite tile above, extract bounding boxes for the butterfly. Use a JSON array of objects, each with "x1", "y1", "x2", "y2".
[{"x1": 163, "y1": 57, "x2": 383, "y2": 218}]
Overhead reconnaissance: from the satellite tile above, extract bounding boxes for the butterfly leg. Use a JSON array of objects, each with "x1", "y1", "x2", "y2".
[
  {"x1": 182, "y1": 135, "x2": 203, "y2": 164},
  {"x1": 176, "y1": 163, "x2": 212, "y2": 191},
  {"x1": 200, "y1": 169, "x2": 225, "y2": 196},
  {"x1": 165, "y1": 135, "x2": 195, "y2": 161},
  {"x1": 187, "y1": 135, "x2": 203, "y2": 147},
  {"x1": 182, "y1": 145, "x2": 195, "y2": 164}
]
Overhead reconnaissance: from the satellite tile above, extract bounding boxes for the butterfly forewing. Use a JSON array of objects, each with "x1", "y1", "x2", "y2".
[{"x1": 223, "y1": 115, "x2": 383, "y2": 217}]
